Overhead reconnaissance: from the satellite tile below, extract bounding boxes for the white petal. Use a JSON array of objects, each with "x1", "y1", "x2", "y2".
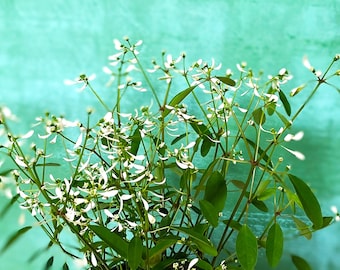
[
  {"x1": 135, "y1": 40, "x2": 143, "y2": 46},
  {"x1": 331, "y1": 206, "x2": 338, "y2": 214},
  {"x1": 102, "y1": 66, "x2": 113, "y2": 74},
  {"x1": 74, "y1": 133, "x2": 83, "y2": 149},
  {"x1": 21, "y1": 130, "x2": 34, "y2": 139},
  {"x1": 293, "y1": 131, "x2": 304, "y2": 141},
  {"x1": 148, "y1": 213, "x2": 156, "y2": 224},
  {"x1": 104, "y1": 209, "x2": 114, "y2": 218},
  {"x1": 188, "y1": 258, "x2": 199, "y2": 270},
  {"x1": 99, "y1": 189, "x2": 118, "y2": 198},
  {"x1": 121, "y1": 194, "x2": 134, "y2": 200},
  {"x1": 185, "y1": 141, "x2": 196, "y2": 149},
  {"x1": 15, "y1": 156, "x2": 27, "y2": 168},
  {"x1": 113, "y1": 39, "x2": 122, "y2": 50},
  {"x1": 141, "y1": 197, "x2": 149, "y2": 211},
  {"x1": 99, "y1": 166, "x2": 108, "y2": 183},
  {"x1": 91, "y1": 252, "x2": 98, "y2": 267},
  {"x1": 302, "y1": 56, "x2": 313, "y2": 70}
]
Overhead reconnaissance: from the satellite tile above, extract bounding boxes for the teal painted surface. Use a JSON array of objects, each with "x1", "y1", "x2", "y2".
[{"x1": 0, "y1": 1, "x2": 339, "y2": 269}]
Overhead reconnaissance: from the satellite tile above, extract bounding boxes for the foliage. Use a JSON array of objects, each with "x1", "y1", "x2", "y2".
[{"x1": 0, "y1": 38, "x2": 339, "y2": 270}]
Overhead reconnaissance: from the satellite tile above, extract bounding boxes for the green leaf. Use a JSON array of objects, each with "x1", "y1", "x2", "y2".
[
  {"x1": 204, "y1": 171, "x2": 227, "y2": 212},
  {"x1": 199, "y1": 199, "x2": 219, "y2": 227},
  {"x1": 128, "y1": 236, "x2": 143, "y2": 270},
  {"x1": 288, "y1": 174, "x2": 323, "y2": 229},
  {"x1": 291, "y1": 216, "x2": 312, "y2": 239},
  {"x1": 251, "y1": 197, "x2": 268, "y2": 212},
  {"x1": 201, "y1": 137, "x2": 214, "y2": 157},
  {"x1": 172, "y1": 226, "x2": 218, "y2": 256},
  {"x1": 89, "y1": 225, "x2": 128, "y2": 258},
  {"x1": 163, "y1": 85, "x2": 196, "y2": 117},
  {"x1": 255, "y1": 180, "x2": 271, "y2": 196},
  {"x1": 222, "y1": 219, "x2": 242, "y2": 231},
  {"x1": 216, "y1": 76, "x2": 236, "y2": 86},
  {"x1": 190, "y1": 121, "x2": 210, "y2": 136},
  {"x1": 130, "y1": 126, "x2": 142, "y2": 156},
  {"x1": 278, "y1": 90, "x2": 291, "y2": 116},
  {"x1": 236, "y1": 224, "x2": 258, "y2": 270},
  {"x1": 196, "y1": 259, "x2": 214, "y2": 270},
  {"x1": 149, "y1": 236, "x2": 180, "y2": 259},
  {"x1": 1, "y1": 226, "x2": 32, "y2": 253},
  {"x1": 44, "y1": 256, "x2": 54, "y2": 270},
  {"x1": 291, "y1": 255, "x2": 312, "y2": 270},
  {"x1": 0, "y1": 168, "x2": 15, "y2": 176},
  {"x1": 320, "y1": 216, "x2": 333, "y2": 228},
  {"x1": 171, "y1": 132, "x2": 189, "y2": 145},
  {"x1": 266, "y1": 223, "x2": 283, "y2": 268},
  {"x1": 194, "y1": 159, "x2": 219, "y2": 199},
  {"x1": 257, "y1": 188, "x2": 276, "y2": 201},
  {"x1": 266, "y1": 102, "x2": 276, "y2": 116},
  {"x1": 231, "y1": 179, "x2": 246, "y2": 189},
  {"x1": 252, "y1": 107, "x2": 266, "y2": 125},
  {"x1": 0, "y1": 194, "x2": 20, "y2": 218},
  {"x1": 275, "y1": 111, "x2": 292, "y2": 128},
  {"x1": 35, "y1": 162, "x2": 60, "y2": 167}
]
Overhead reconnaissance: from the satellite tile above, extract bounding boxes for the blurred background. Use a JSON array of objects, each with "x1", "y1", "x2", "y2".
[{"x1": 0, "y1": 0, "x2": 339, "y2": 269}]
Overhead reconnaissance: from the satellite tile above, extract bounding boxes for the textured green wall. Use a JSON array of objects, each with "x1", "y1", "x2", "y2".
[{"x1": 0, "y1": 1, "x2": 339, "y2": 269}]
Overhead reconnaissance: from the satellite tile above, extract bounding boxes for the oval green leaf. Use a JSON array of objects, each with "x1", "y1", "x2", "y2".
[
  {"x1": 288, "y1": 174, "x2": 323, "y2": 229},
  {"x1": 278, "y1": 90, "x2": 291, "y2": 116},
  {"x1": 163, "y1": 85, "x2": 196, "y2": 117},
  {"x1": 89, "y1": 225, "x2": 128, "y2": 258},
  {"x1": 172, "y1": 226, "x2": 217, "y2": 256},
  {"x1": 1, "y1": 226, "x2": 32, "y2": 253},
  {"x1": 216, "y1": 76, "x2": 236, "y2": 86},
  {"x1": 199, "y1": 199, "x2": 219, "y2": 227},
  {"x1": 291, "y1": 255, "x2": 312, "y2": 270},
  {"x1": 204, "y1": 171, "x2": 227, "y2": 212},
  {"x1": 252, "y1": 107, "x2": 266, "y2": 125},
  {"x1": 236, "y1": 224, "x2": 258, "y2": 270},
  {"x1": 44, "y1": 256, "x2": 54, "y2": 270},
  {"x1": 266, "y1": 223, "x2": 283, "y2": 268},
  {"x1": 128, "y1": 236, "x2": 143, "y2": 270}
]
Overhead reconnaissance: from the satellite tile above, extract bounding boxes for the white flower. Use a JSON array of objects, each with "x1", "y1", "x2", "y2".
[
  {"x1": 64, "y1": 74, "x2": 96, "y2": 92},
  {"x1": 284, "y1": 131, "x2": 304, "y2": 142}
]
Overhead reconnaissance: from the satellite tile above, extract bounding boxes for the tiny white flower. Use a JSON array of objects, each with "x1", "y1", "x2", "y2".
[{"x1": 284, "y1": 131, "x2": 304, "y2": 142}]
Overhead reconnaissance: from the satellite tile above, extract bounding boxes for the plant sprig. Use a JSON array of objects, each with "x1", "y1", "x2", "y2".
[{"x1": 0, "y1": 40, "x2": 339, "y2": 270}]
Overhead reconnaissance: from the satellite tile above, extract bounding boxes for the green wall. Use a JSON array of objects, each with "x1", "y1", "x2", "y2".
[{"x1": 1, "y1": 1, "x2": 339, "y2": 269}]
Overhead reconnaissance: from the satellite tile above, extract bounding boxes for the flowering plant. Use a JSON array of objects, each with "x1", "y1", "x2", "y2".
[{"x1": 0, "y1": 38, "x2": 339, "y2": 270}]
